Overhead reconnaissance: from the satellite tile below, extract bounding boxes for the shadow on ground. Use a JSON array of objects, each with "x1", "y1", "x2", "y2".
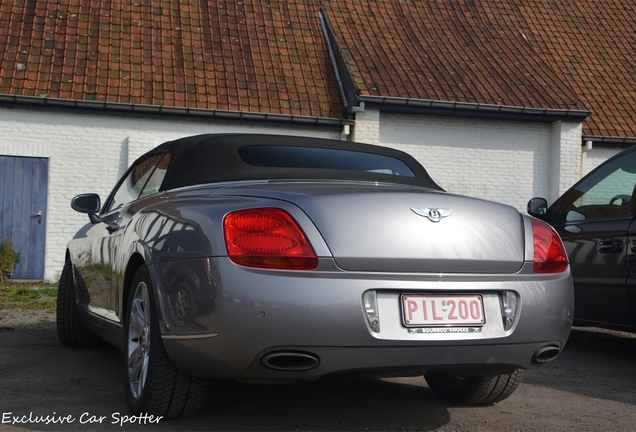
[
  {"x1": 2, "y1": 323, "x2": 635, "y2": 431},
  {"x1": 0, "y1": 322, "x2": 450, "y2": 431},
  {"x1": 522, "y1": 327, "x2": 636, "y2": 406}
]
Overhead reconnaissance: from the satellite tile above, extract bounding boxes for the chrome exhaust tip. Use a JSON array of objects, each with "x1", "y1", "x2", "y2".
[
  {"x1": 532, "y1": 345, "x2": 561, "y2": 364},
  {"x1": 261, "y1": 351, "x2": 320, "y2": 371}
]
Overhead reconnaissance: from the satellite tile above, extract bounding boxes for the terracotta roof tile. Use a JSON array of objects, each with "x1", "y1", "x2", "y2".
[
  {"x1": 514, "y1": 0, "x2": 636, "y2": 138},
  {"x1": 2, "y1": 1, "x2": 636, "y2": 137},
  {"x1": 322, "y1": 1, "x2": 585, "y2": 111},
  {"x1": 0, "y1": 0, "x2": 344, "y2": 118},
  {"x1": 320, "y1": 0, "x2": 636, "y2": 137}
]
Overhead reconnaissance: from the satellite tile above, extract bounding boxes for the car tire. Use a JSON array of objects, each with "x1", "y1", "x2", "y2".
[
  {"x1": 124, "y1": 265, "x2": 210, "y2": 419},
  {"x1": 56, "y1": 258, "x2": 99, "y2": 347},
  {"x1": 424, "y1": 369, "x2": 524, "y2": 405}
]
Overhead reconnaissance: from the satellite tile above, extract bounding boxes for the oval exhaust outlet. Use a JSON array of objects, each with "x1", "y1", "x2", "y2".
[
  {"x1": 261, "y1": 352, "x2": 320, "y2": 371},
  {"x1": 532, "y1": 345, "x2": 561, "y2": 364}
]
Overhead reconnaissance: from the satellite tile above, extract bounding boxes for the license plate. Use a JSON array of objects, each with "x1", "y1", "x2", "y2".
[{"x1": 402, "y1": 294, "x2": 485, "y2": 327}]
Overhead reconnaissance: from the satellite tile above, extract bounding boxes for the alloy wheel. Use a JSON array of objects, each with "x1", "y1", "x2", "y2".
[{"x1": 127, "y1": 281, "x2": 151, "y2": 400}]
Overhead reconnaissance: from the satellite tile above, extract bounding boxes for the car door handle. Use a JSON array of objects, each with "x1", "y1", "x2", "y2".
[
  {"x1": 106, "y1": 222, "x2": 120, "y2": 234},
  {"x1": 631, "y1": 240, "x2": 636, "y2": 253},
  {"x1": 598, "y1": 240, "x2": 624, "y2": 253}
]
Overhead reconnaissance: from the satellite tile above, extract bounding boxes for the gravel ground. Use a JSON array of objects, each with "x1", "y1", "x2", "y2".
[
  {"x1": 0, "y1": 308, "x2": 55, "y2": 328},
  {"x1": 1, "y1": 308, "x2": 635, "y2": 431}
]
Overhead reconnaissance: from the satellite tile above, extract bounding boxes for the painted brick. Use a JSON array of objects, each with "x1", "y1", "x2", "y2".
[
  {"x1": 0, "y1": 107, "x2": 341, "y2": 281},
  {"x1": 358, "y1": 110, "x2": 586, "y2": 212},
  {"x1": 583, "y1": 147, "x2": 623, "y2": 176},
  {"x1": 550, "y1": 121, "x2": 583, "y2": 201},
  {"x1": 0, "y1": 106, "x2": 599, "y2": 282},
  {"x1": 352, "y1": 109, "x2": 380, "y2": 145}
]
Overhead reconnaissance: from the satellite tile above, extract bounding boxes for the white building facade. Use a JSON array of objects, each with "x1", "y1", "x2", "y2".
[
  {"x1": 0, "y1": 104, "x2": 346, "y2": 281},
  {"x1": 0, "y1": 102, "x2": 620, "y2": 281}
]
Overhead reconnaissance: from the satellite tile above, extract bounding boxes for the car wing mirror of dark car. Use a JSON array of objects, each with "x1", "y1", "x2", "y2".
[
  {"x1": 71, "y1": 193, "x2": 102, "y2": 224},
  {"x1": 527, "y1": 197, "x2": 548, "y2": 219}
]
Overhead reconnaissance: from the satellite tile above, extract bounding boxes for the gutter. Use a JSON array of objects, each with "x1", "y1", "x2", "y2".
[
  {"x1": 0, "y1": 94, "x2": 354, "y2": 131},
  {"x1": 583, "y1": 135, "x2": 636, "y2": 148},
  {"x1": 359, "y1": 95, "x2": 592, "y2": 123}
]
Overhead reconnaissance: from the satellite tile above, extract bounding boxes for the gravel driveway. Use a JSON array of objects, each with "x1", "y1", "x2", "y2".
[{"x1": 1, "y1": 311, "x2": 635, "y2": 431}]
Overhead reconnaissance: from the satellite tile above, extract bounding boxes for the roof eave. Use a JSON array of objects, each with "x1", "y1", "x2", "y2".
[
  {"x1": 0, "y1": 94, "x2": 354, "y2": 130},
  {"x1": 359, "y1": 95, "x2": 591, "y2": 123},
  {"x1": 583, "y1": 135, "x2": 636, "y2": 148}
]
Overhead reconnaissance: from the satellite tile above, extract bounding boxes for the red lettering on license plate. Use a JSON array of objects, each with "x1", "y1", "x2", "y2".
[{"x1": 402, "y1": 294, "x2": 485, "y2": 327}]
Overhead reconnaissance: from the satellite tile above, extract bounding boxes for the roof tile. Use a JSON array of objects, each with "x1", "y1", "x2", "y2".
[
  {"x1": 0, "y1": 0, "x2": 345, "y2": 118},
  {"x1": 321, "y1": 0, "x2": 636, "y2": 137},
  {"x1": 2, "y1": 1, "x2": 636, "y2": 136}
]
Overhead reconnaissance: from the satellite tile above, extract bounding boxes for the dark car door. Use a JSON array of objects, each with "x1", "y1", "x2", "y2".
[
  {"x1": 547, "y1": 150, "x2": 636, "y2": 330},
  {"x1": 627, "y1": 220, "x2": 636, "y2": 323}
]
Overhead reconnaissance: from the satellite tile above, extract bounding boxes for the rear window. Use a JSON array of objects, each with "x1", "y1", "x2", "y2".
[{"x1": 237, "y1": 145, "x2": 415, "y2": 177}]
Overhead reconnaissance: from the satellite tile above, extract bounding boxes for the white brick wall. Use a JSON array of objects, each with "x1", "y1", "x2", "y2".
[
  {"x1": 0, "y1": 107, "x2": 341, "y2": 281},
  {"x1": 549, "y1": 121, "x2": 583, "y2": 201},
  {"x1": 0, "y1": 105, "x2": 590, "y2": 281},
  {"x1": 352, "y1": 109, "x2": 380, "y2": 144},
  {"x1": 356, "y1": 110, "x2": 584, "y2": 212},
  {"x1": 582, "y1": 146, "x2": 623, "y2": 176}
]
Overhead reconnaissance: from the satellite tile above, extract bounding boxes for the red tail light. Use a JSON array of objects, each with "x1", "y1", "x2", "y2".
[
  {"x1": 530, "y1": 218, "x2": 569, "y2": 273},
  {"x1": 223, "y1": 208, "x2": 318, "y2": 270}
]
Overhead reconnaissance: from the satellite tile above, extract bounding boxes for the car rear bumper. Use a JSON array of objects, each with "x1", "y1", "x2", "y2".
[
  {"x1": 152, "y1": 257, "x2": 573, "y2": 380},
  {"x1": 164, "y1": 339, "x2": 563, "y2": 381}
]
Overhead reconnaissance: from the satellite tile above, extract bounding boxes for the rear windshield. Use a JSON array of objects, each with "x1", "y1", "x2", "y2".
[{"x1": 237, "y1": 145, "x2": 415, "y2": 177}]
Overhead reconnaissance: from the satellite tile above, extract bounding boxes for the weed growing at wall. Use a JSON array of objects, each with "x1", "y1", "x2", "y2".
[{"x1": 0, "y1": 238, "x2": 20, "y2": 284}]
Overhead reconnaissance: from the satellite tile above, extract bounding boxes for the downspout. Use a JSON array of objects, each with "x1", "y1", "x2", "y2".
[{"x1": 581, "y1": 140, "x2": 592, "y2": 176}]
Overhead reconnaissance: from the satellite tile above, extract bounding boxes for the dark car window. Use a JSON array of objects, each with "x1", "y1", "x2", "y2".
[
  {"x1": 237, "y1": 145, "x2": 415, "y2": 177},
  {"x1": 107, "y1": 153, "x2": 169, "y2": 212},
  {"x1": 554, "y1": 151, "x2": 636, "y2": 221}
]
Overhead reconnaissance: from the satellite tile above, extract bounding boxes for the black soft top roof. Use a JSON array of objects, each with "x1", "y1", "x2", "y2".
[{"x1": 142, "y1": 134, "x2": 443, "y2": 191}]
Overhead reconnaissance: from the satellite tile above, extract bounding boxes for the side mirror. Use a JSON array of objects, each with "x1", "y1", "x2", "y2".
[
  {"x1": 527, "y1": 197, "x2": 548, "y2": 219},
  {"x1": 71, "y1": 194, "x2": 102, "y2": 224},
  {"x1": 71, "y1": 193, "x2": 101, "y2": 213}
]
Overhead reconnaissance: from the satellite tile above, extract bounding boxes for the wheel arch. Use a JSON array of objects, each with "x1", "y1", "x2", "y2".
[
  {"x1": 56, "y1": 250, "x2": 99, "y2": 347},
  {"x1": 121, "y1": 253, "x2": 171, "y2": 334},
  {"x1": 122, "y1": 253, "x2": 147, "y2": 321}
]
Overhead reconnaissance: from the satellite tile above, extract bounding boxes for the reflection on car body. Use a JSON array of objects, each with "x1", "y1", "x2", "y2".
[{"x1": 58, "y1": 134, "x2": 573, "y2": 418}]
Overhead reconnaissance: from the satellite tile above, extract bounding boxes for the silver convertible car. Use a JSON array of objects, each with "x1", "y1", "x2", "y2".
[{"x1": 58, "y1": 134, "x2": 573, "y2": 418}]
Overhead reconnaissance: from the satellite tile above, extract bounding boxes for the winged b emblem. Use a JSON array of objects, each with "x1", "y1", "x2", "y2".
[{"x1": 410, "y1": 207, "x2": 453, "y2": 223}]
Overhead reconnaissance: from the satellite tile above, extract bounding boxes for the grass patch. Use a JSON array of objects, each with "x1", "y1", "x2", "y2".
[{"x1": 0, "y1": 281, "x2": 58, "y2": 312}]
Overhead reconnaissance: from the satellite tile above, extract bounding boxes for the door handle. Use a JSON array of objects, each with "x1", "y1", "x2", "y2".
[
  {"x1": 103, "y1": 212, "x2": 122, "y2": 234},
  {"x1": 32, "y1": 210, "x2": 42, "y2": 224},
  {"x1": 599, "y1": 240, "x2": 624, "y2": 253},
  {"x1": 106, "y1": 222, "x2": 120, "y2": 234}
]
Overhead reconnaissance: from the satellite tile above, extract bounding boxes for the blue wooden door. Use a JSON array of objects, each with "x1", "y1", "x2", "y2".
[{"x1": 0, "y1": 156, "x2": 49, "y2": 280}]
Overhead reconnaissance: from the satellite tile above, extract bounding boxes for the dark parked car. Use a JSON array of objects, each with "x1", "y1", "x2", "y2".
[
  {"x1": 528, "y1": 145, "x2": 636, "y2": 333},
  {"x1": 58, "y1": 134, "x2": 573, "y2": 418}
]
